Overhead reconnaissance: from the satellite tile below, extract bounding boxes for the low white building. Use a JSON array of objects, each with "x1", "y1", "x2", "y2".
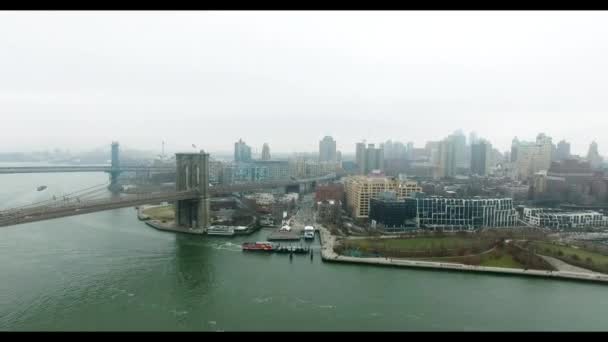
[{"x1": 523, "y1": 207, "x2": 608, "y2": 230}]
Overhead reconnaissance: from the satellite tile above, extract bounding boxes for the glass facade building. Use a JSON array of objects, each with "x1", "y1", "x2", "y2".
[
  {"x1": 416, "y1": 196, "x2": 517, "y2": 230},
  {"x1": 522, "y1": 208, "x2": 608, "y2": 229},
  {"x1": 368, "y1": 195, "x2": 518, "y2": 231}
]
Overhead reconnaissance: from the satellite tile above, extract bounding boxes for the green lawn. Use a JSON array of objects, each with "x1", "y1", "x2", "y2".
[
  {"x1": 143, "y1": 205, "x2": 175, "y2": 221},
  {"x1": 532, "y1": 241, "x2": 608, "y2": 271},
  {"x1": 418, "y1": 248, "x2": 525, "y2": 269},
  {"x1": 345, "y1": 237, "x2": 489, "y2": 252},
  {"x1": 478, "y1": 252, "x2": 523, "y2": 269}
]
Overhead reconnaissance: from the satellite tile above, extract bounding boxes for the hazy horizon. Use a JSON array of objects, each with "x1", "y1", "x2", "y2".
[{"x1": 2, "y1": 11, "x2": 607, "y2": 157}]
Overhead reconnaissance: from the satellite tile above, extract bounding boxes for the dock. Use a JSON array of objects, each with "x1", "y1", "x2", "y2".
[{"x1": 267, "y1": 230, "x2": 301, "y2": 241}]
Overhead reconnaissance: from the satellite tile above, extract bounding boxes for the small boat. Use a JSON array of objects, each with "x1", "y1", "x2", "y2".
[
  {"x1": 37, "y1": 185, "x2": 47, "y2": 191},
  {"x1": 242, "y1": 241, "x2": 275, "y2": 252},
  {"x1": 304, "y1": 226, "x2": 315, "y2": 239}
]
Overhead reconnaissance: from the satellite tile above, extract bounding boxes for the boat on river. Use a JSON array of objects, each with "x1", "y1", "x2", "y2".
[{"x1": 242, "y1": 241, "x2": 275, "y2": 252}]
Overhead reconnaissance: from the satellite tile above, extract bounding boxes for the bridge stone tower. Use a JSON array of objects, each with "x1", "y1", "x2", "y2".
[
  {"x1": 175, "y1": 151, "x2": 210, "y2": 230},
  {"x1": 109, "y1": 141, "x2": 122, "y2": 193}
]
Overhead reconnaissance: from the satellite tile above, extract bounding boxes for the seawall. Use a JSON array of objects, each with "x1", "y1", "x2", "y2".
[{"x1": 318, "y1": 226, "x2": 608, "y2": 285}]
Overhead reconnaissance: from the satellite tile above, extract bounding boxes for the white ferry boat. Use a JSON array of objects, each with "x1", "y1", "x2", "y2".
[
  {"x1": 207, "y1": 225, "x2": 235, "y2": 236},
  {"x1": 304, "y1": 226, "x2": 315, "y2": 239}
]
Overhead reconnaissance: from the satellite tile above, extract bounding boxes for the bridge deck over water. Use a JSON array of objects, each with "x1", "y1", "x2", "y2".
[
  {"x1": 0, "y1": 174, "x2": 337, "y2": 228},
  {"x1": 0, "y1": 166, "x2": 175, "y2": 174}
]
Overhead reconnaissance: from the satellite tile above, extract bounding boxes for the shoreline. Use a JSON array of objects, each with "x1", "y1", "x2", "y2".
[
  {"x1": 317, "y1": 226, "x2": 608, "y2": 285},
  {"x1": 144, "y1": 220, "x2": 206, "y2": 235},
  {"x1": 137, "y1": 205, "x2": 259, "y2": 236}
]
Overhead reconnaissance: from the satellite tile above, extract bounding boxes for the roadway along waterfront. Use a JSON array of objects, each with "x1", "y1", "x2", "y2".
[{"x1": 2, "y1": 164, "x2": 608, "y2": 331}]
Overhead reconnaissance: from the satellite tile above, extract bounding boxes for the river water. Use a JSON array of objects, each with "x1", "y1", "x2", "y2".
[{"x1": 1, "y1": 165, "x2": 608, "y2": 331}]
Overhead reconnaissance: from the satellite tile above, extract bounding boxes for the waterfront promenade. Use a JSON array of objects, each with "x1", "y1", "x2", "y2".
[{"x1": 318, "y1": 226, "x2": 608, "y2": 284}]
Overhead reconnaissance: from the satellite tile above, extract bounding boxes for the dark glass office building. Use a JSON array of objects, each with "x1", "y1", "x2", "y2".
[{"x1": 369, "y1": 197, "x2": 418, "y2": 230}]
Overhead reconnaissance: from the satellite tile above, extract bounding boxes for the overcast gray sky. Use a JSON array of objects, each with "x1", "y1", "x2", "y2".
[{"x1": 1, "y1": 11, "x2": 607, "y2": 156}]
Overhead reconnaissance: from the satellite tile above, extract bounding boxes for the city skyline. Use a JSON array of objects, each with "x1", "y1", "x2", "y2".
[
  {"x1": 2, "y1": 11, "x2": 608, "y2": 155},
  {"x1": 4, "y1": 133, "x2": 604, "y2": 161},
  {"x1": 3, "y1": 10, "x2": 608, "y2": 333}
]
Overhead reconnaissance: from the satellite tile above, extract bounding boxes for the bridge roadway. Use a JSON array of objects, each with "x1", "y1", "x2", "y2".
[
  {"x1": 0, "y1": 174, "x2": 337, "y2": 227},
  {"x1": 0, "y1": 190, "x2": 199, "y2": 227},
  {"x1": 0, "y1": 166, "x2": 175, "y2": 174}
]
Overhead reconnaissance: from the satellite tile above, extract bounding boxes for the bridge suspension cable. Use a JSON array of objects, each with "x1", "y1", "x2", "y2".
[{"x1": 0, "y1": 182, "x2": 110, "y2": 213}]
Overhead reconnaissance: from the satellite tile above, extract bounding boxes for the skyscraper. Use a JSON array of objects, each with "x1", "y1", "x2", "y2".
[
  {"x1": 469, "y1": 131, "x2": 478, "y2": 146},
  {"x1": 234, "y1": 139, "x2": 252, "y2": 163},
  {"x1": 510, "y1": 137, "x2": 520, "y2": 163},
  {"x1": 406, "y1": 142, "x2": 414, "y2": 160},
  {"x1": 556, "y1": 140, "x2": 571, "y2": 161},
  {"x1": 356, "y1": 141, "x2": 366, "y2": 169},
  {"x1": 450, "y1": 130, "x2": 467, "y2": 171},
  {"x1": 587, "y1": 141, "x2": 603, "y2": 170},
  {"x1": 356, "y1": 143, "x2": 384, "y2": 174},
  {"x1": 261, "y1": 143, "x2": 271, "y2": 161},
  {"x1": 319, "y1": 136, "x2": 337, "y2": 162},
  {"x1": 436, "y1": 137, "x2": 457, "y2": 178},
  {"x1": 471, "y1": 139, "x2": 492, "y2": 176},
  {"x1": 513, "y1": 133, "x2": 553, "y2": 180}
]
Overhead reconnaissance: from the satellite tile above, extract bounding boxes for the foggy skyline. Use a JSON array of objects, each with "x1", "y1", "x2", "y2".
[{"x1": 2, "y1": 11, "x2": 607, "y2": 156}]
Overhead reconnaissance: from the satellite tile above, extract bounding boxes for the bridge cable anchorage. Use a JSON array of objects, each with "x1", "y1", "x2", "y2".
[{"x1": 0, "y1": 182, "x2": 110, "y2": 213}]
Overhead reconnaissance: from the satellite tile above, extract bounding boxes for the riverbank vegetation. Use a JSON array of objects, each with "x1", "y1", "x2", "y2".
[
  {"x1": 531, "y1": 241, "x2": 608, "y2": 274},
  {"x1": 414, "y1": 243, "x2": 552, "y2": 270},
  {"x1": 334, "y1": 230, "x2": 503, "y2": 258},
  {"x1": 333, "y1": 230, "x2": 554, "y2": 271}
]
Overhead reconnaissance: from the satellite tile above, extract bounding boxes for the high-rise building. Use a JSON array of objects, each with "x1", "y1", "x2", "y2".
[
  {"x1": 345, "y1": 174, "x2": 422, "y2": 218},
  {"x1": 513, "y1": 133, "x2": 553, "y2": 180},
  {"x1": 436, "y1": 137, "x2": 457, "y2": 179},
  {"x1": 319, "y1": 136, "x2": 337, "y2": 162},
  {"x1": 450, "y1": 130, "x2": 467, "y2": 170},
  {"x1": 234, "y1": 139, "x2": 252, "y2": 163},
  {"x1": 587, "y1": 141, "x2": 603, "y2": 170},
  {"x1": 261, "y1": 143, "x2": 271, "y2": 161},
  {"x1": 556, "y1": 140, "x2": 571, "y2": 161},
  {"x1": 382, "y1": 140, "x2": 393, "y2": 159},
  {"x1": 392, "y1": 141, "x2": 406, "y2": 159},
  {"x1": 550, "y1": 143, "x2": 557, "y2": 162},
  {"x1": 355, "y1": 142, "x2": 366, "y2": 170},
  {"x1": 490, "y1": 148, "x2": 503, "y2": 168},
  {"x1": 406, "y1": 142, "x2": 414, "y2": 160},
  {"x1": 358, "y1": 143, "x2": 384, "y2": 174},
  {"x1": 511, "y1": 137, "x2": 519, "y2": 163},
  {"x1": 469, "y1": 132, "x2": 478, "y2": 146},
  {"x1": 426, "y1": 141, "x2": 441, "y2": 165},
  {"x1": 471, "y1": 139, "x2": 492, "y2": 176}
]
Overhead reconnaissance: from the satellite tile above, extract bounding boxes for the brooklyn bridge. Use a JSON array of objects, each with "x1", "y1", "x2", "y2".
[{"x1": 0, "y1": 143, "x2": 337, "y2": 229}]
